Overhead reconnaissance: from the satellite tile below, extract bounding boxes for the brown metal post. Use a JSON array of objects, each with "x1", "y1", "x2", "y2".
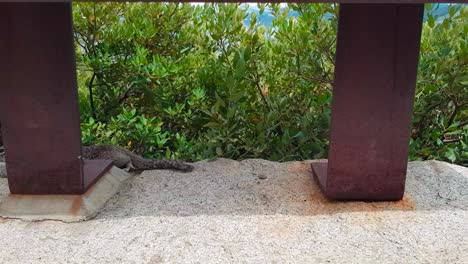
[
  {"x1": 311, "y1": 4, "x2": 424, "y2": 200},
  {"x1": 0, "y1": 3, "x2": 111, "y2": 194}
]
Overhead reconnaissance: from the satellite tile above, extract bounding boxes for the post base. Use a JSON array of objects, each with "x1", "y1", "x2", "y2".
[
  {"x1": 310, "y1": 160, "x2": 328, "y2": 195},
  {"x1": 83, "y1": 159, "x2": 114, "y2": 193},
  {"x1": 0, "y1": 166, "x2": 131, "y2": 222},
  {"x1": 311, "y1": 160, "x2": 404, "y2": 201}
]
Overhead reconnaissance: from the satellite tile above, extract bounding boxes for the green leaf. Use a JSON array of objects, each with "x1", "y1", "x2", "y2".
[
  {"x1": 244, "y1": 46, "x2": 252, "y2": 62},
  {"x1": 444, "y1": 148, "x2": 457, "y2": 163},
  {"x1": 428, "y1": 15, "x2": 435, "y2": 28},
  {"x1": 204, "y1": 122, "x2": 220, "y2": 128}
]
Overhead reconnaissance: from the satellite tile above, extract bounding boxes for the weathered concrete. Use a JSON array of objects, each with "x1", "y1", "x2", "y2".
[
  {"x1": 0, "y1": 166, "x2": 131, "y2": 222},
  {"x1": 0, "y1": 146, "x2": 5, "y2": 178},
  {"x1": 0, "y1": 159, "x2": 467, "y2": 263},
  {"x1": 0, "y1": 162, "x2": 5, "y2": 179}
]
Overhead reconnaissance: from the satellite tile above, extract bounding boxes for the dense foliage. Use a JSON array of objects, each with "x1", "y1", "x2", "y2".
[
  {"x1": 73, "y1": 3, "x2": 467, "y2": 165},
  {"x1": 411, "y1": 5, "x2": 467, "y2": 165}
]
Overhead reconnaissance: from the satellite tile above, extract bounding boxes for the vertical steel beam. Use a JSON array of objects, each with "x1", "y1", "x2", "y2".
[
  {"x1": 0, "y1": 3, "x2": 111, "y2": 194},
  {"x1": 311, "y1": 4, "x2": 424, "y2": 200}
]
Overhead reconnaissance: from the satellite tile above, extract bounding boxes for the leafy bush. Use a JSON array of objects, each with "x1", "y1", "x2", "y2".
[
  {"x1": 74, "y1": 3, "x2": 467, "y2": 165},
  {"x1": 411, "y1": 5, "x2": 467, "y2": 165}
]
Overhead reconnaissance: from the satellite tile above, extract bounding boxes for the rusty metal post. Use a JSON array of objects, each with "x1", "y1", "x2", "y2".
[
  {"x1": 311, "y1": 4, "x2": 424, "y2": 200},
  {"x1": 0, "y1": 3, "x2": 111, "y2": 194}
]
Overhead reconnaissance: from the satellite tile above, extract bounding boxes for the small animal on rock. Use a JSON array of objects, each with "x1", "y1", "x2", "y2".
[
  {"x1": 0, "y1": 144, "x2": 192, "y2": 178},
  {"x1": 82, "y1": 145, "x2": 194, "y2": 172}
]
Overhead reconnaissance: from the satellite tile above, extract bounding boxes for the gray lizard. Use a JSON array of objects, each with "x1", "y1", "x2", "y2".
[
  {"x1": 82, "y1": 144, "x2": 193, "y2": 172},
  {"x1": 0, "y1": 145, "x2": 193, "y2": 178}
]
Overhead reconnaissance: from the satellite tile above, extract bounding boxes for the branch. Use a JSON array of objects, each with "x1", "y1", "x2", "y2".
[
  {"x1": 253, "y1": 75, "x2": 272, "y2": 111},
  {"x1": 117, "y1": 83, "x2": 135, "y2": 105},
  {"x1": 88, "y1": 72, "x2": 97, "y2": 119},
  {"x1": 299, "y1": 74, "x2": 333, "y2": 86},
  {"x1": 443, "y1": 138, "x2": 461, "y2": 144},
  {"x1": 447, "y1": 103, "x2": 459, "y2": 128}
]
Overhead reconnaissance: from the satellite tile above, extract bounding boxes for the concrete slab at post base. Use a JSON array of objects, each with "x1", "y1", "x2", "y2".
[{"x1": 0, "y1": 167, "x2": 131, "y2": 222}]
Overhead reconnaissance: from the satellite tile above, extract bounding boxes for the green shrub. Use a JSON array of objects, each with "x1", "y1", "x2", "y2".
[
  {"x1": 411, "y1": 4, "x2": 467, "y2": 165},
  {"x1": 74, "y1": 3, "x2": 467, "y2": 165}
]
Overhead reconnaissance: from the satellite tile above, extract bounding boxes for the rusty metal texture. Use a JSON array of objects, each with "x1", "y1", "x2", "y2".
[
  {"x1": 312, "y1": 4, "x2": 424, "y2": 200},
  {"x1": 83, "y1": 159, "x2": 113, "y2": 192},
  {"x1": 0, "y1": 3, "x2": 109, "y2": 194}
]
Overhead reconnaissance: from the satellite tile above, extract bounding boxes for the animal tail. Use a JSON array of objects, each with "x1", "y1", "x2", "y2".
[{"x1": 134, "y1": 156, "x2": 194, "y2": 172}]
